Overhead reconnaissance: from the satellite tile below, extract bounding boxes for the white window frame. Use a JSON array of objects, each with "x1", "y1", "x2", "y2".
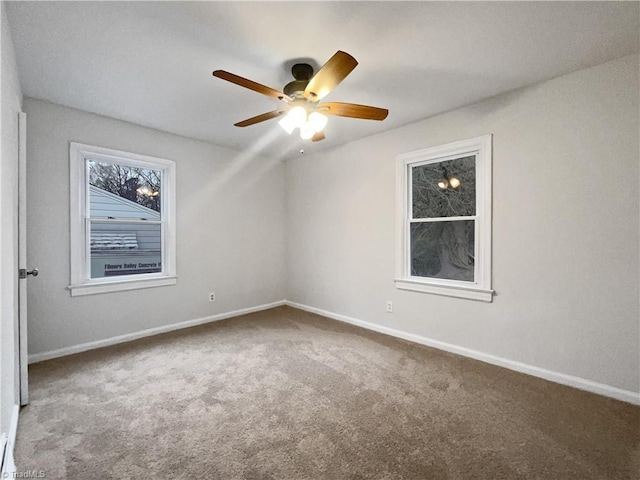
[
  {"x1": 69, "y1": 142, "x2": 177, "y2": 296},
  {"x1": 395, "y1": 134, "x2": 493, "y2": 302}
]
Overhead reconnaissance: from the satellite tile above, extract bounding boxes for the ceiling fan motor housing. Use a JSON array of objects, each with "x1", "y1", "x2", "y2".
[
  {"x1": 284, "y1": 63, "x2": 314, "y2": 97},
  {"x1": 291, "y1": 63, "x2": 314, "y2": 81},
  {"x1": 284, "y1": 80, "x2": 309, "y2": 97}
]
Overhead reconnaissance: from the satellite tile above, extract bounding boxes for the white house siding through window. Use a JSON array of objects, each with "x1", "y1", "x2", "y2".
[{"x1": 89, "y1": 185, "x2": 162, "y2": 278}]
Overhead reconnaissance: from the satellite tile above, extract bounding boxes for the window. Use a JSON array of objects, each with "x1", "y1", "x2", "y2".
[
  {"x1": 69, "y1": 143, "x2": 176, "y2": 296},
  {"x1": 395, "y1": 135, "x2": 493, "y2": 302}
]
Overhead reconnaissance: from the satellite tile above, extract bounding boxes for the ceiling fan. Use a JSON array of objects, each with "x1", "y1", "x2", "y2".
[{"x1": 212, "y1": 51, "x2": 388, "y2": 142}]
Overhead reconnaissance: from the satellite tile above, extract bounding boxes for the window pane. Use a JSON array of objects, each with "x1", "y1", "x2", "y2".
[
  {"x1": 88, "y1": 161, "x2": 162, "y2": 215},
  {"x1": 90, "y1": 221, "x2": 161, "y2": 278},
  {"x1": 410, "y1": 220, "x2": 474, "y2": 281},
  {"x1": 412, "y1": 155, "x2": 476, "y2": 218}
]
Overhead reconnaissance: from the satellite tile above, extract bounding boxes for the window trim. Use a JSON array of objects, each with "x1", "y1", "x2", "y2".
[
  {"x1": 395, "y1": 135, "x2": 493, "y2": 302},
  {"x1": 69, "y1": 142, "x2": 177, "y2": 296}
]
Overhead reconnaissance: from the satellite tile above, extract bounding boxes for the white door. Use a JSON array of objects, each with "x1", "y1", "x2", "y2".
[{"x1": 17, "y1": 111, "x2": 31, "y2": 406}]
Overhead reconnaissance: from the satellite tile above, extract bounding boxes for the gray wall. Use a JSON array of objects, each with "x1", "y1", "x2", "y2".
[
  {"x1": 23, "y1": 54, "x2": 640, "y2": 400},
  {"x1": 25, "y1": 98, "x2": 286, "y2": 355},
  {"x1": 286, "y1": 55, "x2": 640, "y2": 395},
  {"x1": 0, "y1": 1, "x2": 23, "y2": 437}
]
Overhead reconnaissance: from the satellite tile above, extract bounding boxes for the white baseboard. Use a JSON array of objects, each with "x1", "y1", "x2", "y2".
[
  {"x1": 27, "y1": 299, "x2": 640, "y2": 405},
  {"x1": 285, "y1": 301, "x2": 640, "y2": 406},
  {"x1": 29, "y1": 300, "x2": 286, "y2": 364},
  {"x1": 1, "y1": 404, "x2": 19, "y2": 476}
]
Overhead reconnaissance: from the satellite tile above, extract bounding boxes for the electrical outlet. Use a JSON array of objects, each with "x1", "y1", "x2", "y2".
[
  {"x1": 386, "y1": 301, "x2": 393, "y2": 313},
  {"x1": 209, "y1": 292, "x2": 216, "y2": 302}
]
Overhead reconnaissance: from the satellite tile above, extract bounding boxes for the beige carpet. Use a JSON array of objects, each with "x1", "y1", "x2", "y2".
[{"x1": 15, "y1": 306, "x2": 639, "y2": 479}]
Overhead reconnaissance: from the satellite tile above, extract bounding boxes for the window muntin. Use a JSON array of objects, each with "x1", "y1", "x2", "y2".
[
  {"x1": 396, "y1": 135, "x2": 492, "y2": 302},
  {"x1": 69, "y1": 143, "x2": 176, "y2": 296}
]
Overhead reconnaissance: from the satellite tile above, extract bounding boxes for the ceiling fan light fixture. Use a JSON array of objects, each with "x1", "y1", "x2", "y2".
[
  {"x1": 437, "y1": 178, "x2": 449, "y2": 190},
  {"x1": 449, "y1": 176, "x2": 461, "y2": 188},
  {"x1": 278, "y1": 118, "x2": 295, "y2": 135},
  {"x1": 278, "y1": 106, "x2": 307, "y2": 134},
  {"x1": 308, "y1": 111, "x2": 328, "y2": 132}
]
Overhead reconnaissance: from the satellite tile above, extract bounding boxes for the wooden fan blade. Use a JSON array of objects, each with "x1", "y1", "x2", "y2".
[
  {"x1": 319, "y1": 102, "x2": 388, "y2": 121},
  {"x1": 213, "y1": 70, "x2": 292, "y2": 101},
  {"x1": 234, "y1": 110, "x2": 286, "y2": 127},
  {"x1": 311, "y1": 131, "x2": 325, "y2": 142},
  {"x1": 304, "y1": 51, "x2": 358, "y2": 102}
]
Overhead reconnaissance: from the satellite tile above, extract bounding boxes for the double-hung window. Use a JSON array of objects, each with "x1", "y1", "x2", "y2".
[
  {"x1": 395, "y1": 135, "x2": 493, "y2": 301},
  {"x1": 69, "y1": 143, "x2": 176, "y2": 296}
]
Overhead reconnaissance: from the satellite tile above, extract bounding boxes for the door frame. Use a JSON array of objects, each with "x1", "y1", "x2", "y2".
[{"x1": 18, "y1": 111, "x2": 28, "y2": 406}]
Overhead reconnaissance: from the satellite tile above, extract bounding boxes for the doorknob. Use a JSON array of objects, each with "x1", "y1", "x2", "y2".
[{"x1": 19, "y1": 268, "x2": 38, "y2": 279}]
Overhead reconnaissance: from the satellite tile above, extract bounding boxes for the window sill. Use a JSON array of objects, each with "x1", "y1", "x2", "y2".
[
  {"x1": 68, "y1": 275, "x2": 177, "y2": 297},
  {"x1": 394, "y1": 278, "x2": 493, "y2": 302}
]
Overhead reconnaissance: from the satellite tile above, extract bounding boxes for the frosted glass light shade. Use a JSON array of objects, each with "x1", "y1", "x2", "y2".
[
  {"x1": 299, "y1": 123, "x2": 315, "y2": 140},
  {"x1": 449, "y1": 177, "x2": 461, "y2": 188},
  {"x1": 278, "y1": 106, "x2": 307, "y2": 134},
  {"x1": 308, "y1": 112, "x2": 328, "y2": 132}
]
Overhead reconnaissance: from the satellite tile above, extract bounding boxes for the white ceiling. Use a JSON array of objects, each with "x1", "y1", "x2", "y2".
[{"x1": 6, "y1": 1, "x2": 639, "y2": 159}]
